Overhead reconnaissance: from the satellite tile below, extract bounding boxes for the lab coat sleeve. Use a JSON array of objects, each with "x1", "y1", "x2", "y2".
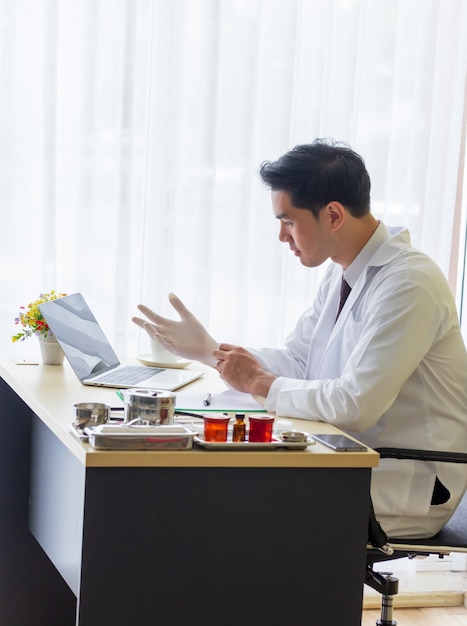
[{"x1": 263, "y1": 263, "x2": 457, "y2": 432}]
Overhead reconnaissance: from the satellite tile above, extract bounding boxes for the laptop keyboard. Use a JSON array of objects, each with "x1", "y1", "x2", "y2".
[{"x1": 94, "y1": 365, "x2": 163, "y2": 385}]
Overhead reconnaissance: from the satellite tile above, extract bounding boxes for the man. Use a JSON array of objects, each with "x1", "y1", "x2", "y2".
[{"x1": 133, "y1": 139, "x2": 467, "y2": 538}]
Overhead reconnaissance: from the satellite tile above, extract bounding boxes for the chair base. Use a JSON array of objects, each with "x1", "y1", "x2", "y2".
[{"x1": 365, "y1": 566, "x2": 399, "y2": 626}]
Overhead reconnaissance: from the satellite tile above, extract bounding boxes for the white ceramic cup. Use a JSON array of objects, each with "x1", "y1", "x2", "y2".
[{"x1": 150, "y1": 338, "x2": 178, "y2": 364}]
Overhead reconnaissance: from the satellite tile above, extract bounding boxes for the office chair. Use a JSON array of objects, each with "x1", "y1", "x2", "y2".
[{"x1": 366, "y1": 447, "x2": 467, "y2": 626}]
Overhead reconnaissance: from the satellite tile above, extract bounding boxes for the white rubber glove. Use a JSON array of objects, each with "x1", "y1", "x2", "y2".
[{"x1": 132, "y1": 293, "x2": 219, "y2": 367}]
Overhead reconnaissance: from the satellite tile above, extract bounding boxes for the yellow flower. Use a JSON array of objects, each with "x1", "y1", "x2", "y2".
[{"x1": 12, "y1": 290, "x2": 67, "y2": 342}]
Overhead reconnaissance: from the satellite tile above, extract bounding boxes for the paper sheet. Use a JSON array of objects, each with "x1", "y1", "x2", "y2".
[{"x1": 175, "y1": 388, "x2": 265, "y2": 412}]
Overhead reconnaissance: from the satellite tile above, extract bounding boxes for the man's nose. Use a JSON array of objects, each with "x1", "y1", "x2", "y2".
[{"x1": 279, "y1": 224, "x2": 291, "y2": 243}]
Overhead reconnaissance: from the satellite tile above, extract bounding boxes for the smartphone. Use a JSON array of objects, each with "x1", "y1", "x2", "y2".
[{"x1": 312, "y1": 433, "x2": 367, "y2": 452}]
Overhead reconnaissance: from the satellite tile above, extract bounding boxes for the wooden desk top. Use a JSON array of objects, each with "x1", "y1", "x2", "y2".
[{"x1": 0, "y1": 357, "x2": 378, "y2": 469}]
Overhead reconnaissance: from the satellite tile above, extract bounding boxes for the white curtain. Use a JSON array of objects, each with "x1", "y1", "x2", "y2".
[{"x1": 2, "y1": 0, "x2": 467, "y2": 360}]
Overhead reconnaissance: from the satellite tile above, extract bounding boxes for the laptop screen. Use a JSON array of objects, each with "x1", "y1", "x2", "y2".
[{"x1": 38, "y1": 293, "x2": 120, "y2": 381}]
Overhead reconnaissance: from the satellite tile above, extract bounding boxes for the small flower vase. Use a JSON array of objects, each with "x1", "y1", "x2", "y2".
[{"x1": 38, "y1": 333, "x2": 65, "y2": 365}]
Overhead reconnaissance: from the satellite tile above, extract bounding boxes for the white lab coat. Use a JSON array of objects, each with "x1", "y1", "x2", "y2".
[{"x1": 251, "y1": 226, "x2": 467, "y2": 538}]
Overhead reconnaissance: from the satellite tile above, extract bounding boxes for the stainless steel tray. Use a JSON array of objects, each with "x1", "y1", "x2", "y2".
[
  {"x1": 72, "y1": 424, "x2": 197, "y2": 450},
  {"x1": 194, "y1": 436, "x2": 314, "y2": 450}
]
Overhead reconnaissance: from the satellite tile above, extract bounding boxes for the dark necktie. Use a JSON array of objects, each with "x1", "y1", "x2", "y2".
[{"x1": 336, "y1": 277, "x2": 351, "y2": 321}]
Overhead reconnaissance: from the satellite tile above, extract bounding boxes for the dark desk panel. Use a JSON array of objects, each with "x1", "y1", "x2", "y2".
[{"x1": 0, "y1": 378, "x2": 75, "y2": 626}]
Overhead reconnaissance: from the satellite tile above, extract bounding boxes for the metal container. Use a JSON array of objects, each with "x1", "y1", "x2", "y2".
[
  {"x1": 73, "y1": 402, "x2": 110, "y2": 430},
  {"x1": 280, "y1": 430, "x2": 308, "y2": 443},
  {"x1": 122, "y1": 389, "x2": 176, "y2": 425}
]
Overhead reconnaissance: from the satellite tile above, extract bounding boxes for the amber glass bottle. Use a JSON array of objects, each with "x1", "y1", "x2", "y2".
[{"x1": 232, "y1": 413, "x2": 246, "y2": 442}]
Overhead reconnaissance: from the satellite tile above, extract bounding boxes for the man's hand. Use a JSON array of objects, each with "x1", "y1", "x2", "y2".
[
  {"x1": 132, "y1": 293, "x2": 219, "y2": 367},
  {"x1": 213, "y1": 343, "x2": 276, "y2": 397}
]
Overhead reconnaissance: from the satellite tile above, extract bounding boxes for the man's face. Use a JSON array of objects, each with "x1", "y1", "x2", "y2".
[{"x1": 272, "y1": 190, "x2": 332, "y2": 268}]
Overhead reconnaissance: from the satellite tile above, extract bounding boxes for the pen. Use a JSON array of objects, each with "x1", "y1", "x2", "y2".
[{"x1": 203, "y1": 393, "x2": 212, "y2": 406}]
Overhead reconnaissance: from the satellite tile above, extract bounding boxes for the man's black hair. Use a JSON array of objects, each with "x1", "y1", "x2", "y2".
[{"x1": 259, "y1": 138, "x2": 371, "y2": 217}]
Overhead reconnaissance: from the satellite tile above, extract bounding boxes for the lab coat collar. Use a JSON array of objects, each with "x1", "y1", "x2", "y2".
[
  {"x1": 343, "y1": 223, "x2": 410, "y2": 288},
  {"x1": 332, "y1": 224, "x2": 411, "y2": 332},
  {"x1": 368, "y1": 225, "x2": 411, "y2": 267}
]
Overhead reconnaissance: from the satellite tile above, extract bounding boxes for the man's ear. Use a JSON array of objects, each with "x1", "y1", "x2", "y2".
[{"x1": 325, "y1": 201, "x2": 346, "y2": 231}]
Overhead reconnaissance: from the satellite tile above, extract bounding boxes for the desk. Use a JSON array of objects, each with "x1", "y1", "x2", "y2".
[{"x1": 0, "y1": 358, "x2": 378, "y2": 626}]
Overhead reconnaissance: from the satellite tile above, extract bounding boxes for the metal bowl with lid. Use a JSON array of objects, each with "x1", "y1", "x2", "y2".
[
  {"x1": 122, "y1": 389, "x2": 176, "y2": 425},
  {"x1": 73, "y1": 402, "x2": 110, "y2": 430}
]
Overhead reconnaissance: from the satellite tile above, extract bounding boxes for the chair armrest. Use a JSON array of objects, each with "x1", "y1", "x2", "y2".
[{"x1": 375, "y1": 448, "x2": 467, "y2": 464}]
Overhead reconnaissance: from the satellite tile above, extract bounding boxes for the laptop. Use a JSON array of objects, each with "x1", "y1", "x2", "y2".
[{"x1": 38, "y1": 293, "x2": 204, "y2": 390}]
